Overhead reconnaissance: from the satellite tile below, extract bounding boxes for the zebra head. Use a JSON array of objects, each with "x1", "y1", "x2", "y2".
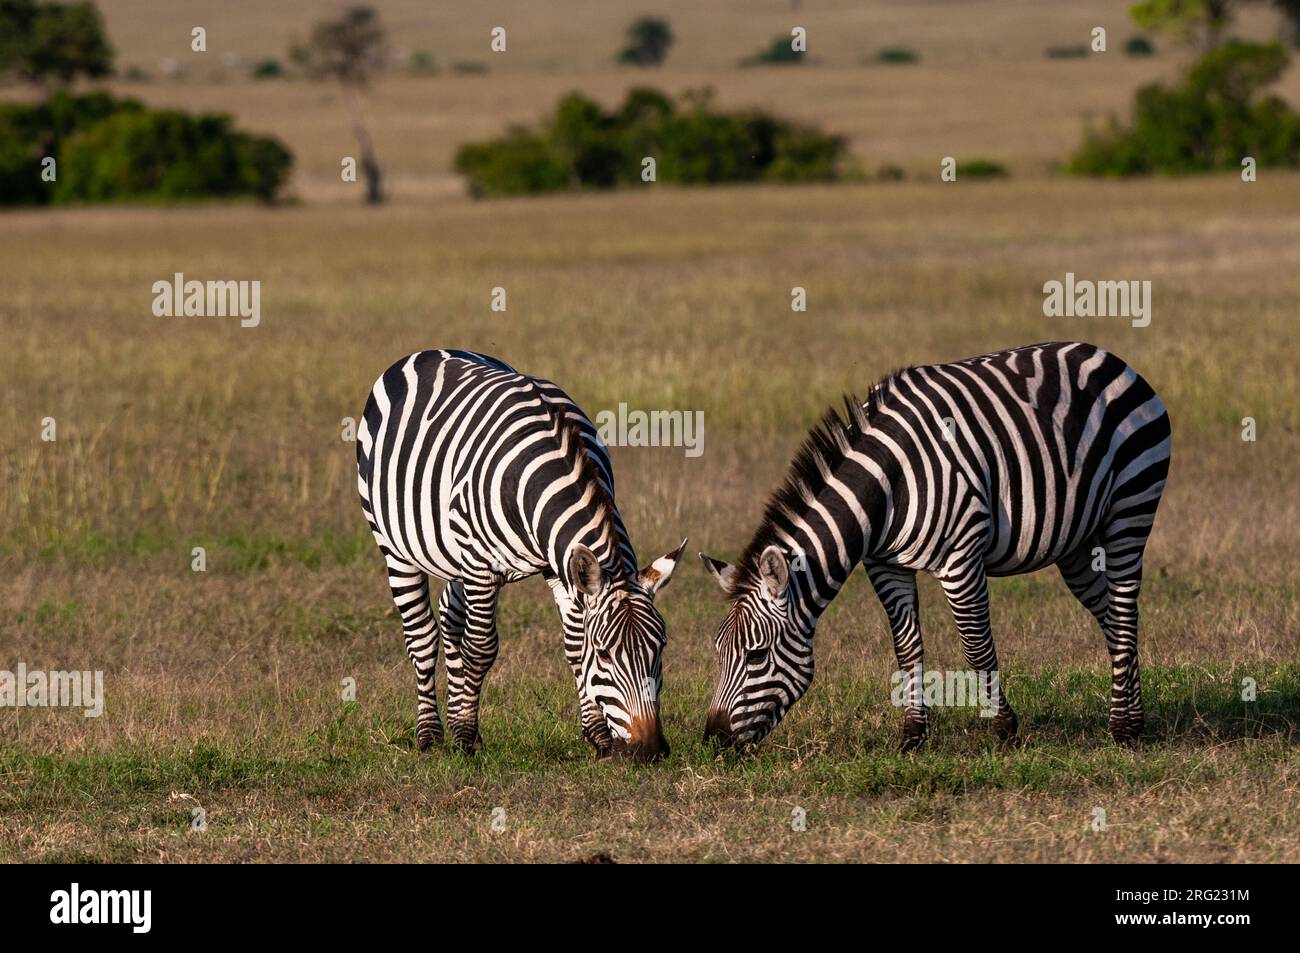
[
  {"x1": 699, "y1": 546, "x2": 815, "y2": 748},
  {"x1": 568, "y1": 539, "x2": 687, "y2": 762}
]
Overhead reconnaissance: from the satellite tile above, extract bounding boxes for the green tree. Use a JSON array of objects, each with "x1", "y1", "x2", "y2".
[
  {"x1": 291, "y1": 6, "x2": 388, "y2": 204},
  {"x1": 1131, "y1": 0, "x2": 1300, "y2": 49},
  {"x1": 617, "y1": 16, "x2": 673, "y2": 66},
  {"x1": 0, "y1": 0, "x2": 113, "y2": 88}
]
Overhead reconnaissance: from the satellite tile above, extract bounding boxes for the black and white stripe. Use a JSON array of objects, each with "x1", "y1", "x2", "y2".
[
  {"x1": 701, "y1": 341, "x2": 1171, "y2": 749},
  {"x1": 357, "y1": 349, "x2": 684, "y2": 759}
]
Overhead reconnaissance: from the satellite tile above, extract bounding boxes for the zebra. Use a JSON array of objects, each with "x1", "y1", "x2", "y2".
[
  {"x1": 699, "y1": 341, "x2": 1171, "y2": 750},
  {"x1": 356, "y1": 349, "x2": 686, "y2": 761}
]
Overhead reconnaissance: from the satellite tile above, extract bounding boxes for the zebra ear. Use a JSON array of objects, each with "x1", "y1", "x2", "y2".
[
  {"x1": 568, "y1": 545, "x2": 607, "y2": 598},
  {"x1": 757, "y1": 545, "x2": 789, "y2": 599},
  {"x1": 638, "y1": 538, "x2": 687, "y2": 597},
  {"x1": 699, "y1": 552, "x2": 735, "y2": 593}
]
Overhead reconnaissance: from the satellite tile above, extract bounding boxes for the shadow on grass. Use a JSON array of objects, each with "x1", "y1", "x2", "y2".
[{"x1": 1015, "y1": 663, "x2": 1299, "y2": 746}]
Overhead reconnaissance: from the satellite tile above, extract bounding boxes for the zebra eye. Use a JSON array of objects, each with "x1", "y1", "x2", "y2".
[{"x1": 745, "y1": 647, "x2": 768, "y2": 665}]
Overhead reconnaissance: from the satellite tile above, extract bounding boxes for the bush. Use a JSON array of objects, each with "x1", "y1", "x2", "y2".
[
  {"x1": 617, "y1": 16, "x2": 673, "y2": 67},
  {"x1": 0, "y1": 92, "x2": 293, "y2": 205},
  {"x1": 0, "y1": 90, "x2": 139, "y2": 203},
  {"x1": 451, "y1": 61, "x2": 487, "y2": 74},
  {"x1": 407, "y1": 50, "x2": 436, "y2": 75},
  {"x1": 1124, "y1": 35, "x2": 1155, "y2": 57},
  {"x1": 745, "y1": 36, "x2": 805, "y2": 66},
  {"x1": 1068, "y1": 41, "x2": 1300, "y2": 176},
  {"x1": 0, "y1": 140, "x2": 48, "y2": 205},
  {"x1": 55, "y1": 108, "x2": 292, "y2": 202},
  {"x1": 1044, "y1": 45, "x2": 1089, "y2": 59},
  {"x1": 875, "y1": 47, "x2": 919, "y2": 64},
  {"x1": 251, "y1": 58, "x2": 284, "y2": 79},
  {"x1": 453, "y1": 87, "x2": 848, "y2": 197},
  {"x1": 454, "y1": 128, "x2": 570, "y2": 197},
  {"x1": 876, "y1": 163, "x2": 906, "y2": 181},
  {"x1": 961, "y1": 158, "x2": 1009, "y2": 179}
]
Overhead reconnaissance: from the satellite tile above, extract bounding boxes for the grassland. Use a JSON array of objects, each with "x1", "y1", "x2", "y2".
[{"x1": 1, "y1": 2, "x2": 1298, "y2": 862}]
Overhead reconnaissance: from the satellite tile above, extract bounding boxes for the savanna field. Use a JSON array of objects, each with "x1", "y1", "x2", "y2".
[{"x1": 1, "y1": 0, "x2": 1298, "y2": 862}]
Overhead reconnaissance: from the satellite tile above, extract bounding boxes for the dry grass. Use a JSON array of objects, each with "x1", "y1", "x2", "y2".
[{"x1": 1, "y1": 2, "x2": 1298, "y2": 862}]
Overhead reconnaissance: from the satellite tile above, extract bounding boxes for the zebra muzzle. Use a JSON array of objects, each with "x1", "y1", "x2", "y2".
[
  {"x1": 703, "y1": 708, "x2": 736, "y2": 748},
  {"x1": 614, "y1": 715, "x2": 669, "y2": 763}
]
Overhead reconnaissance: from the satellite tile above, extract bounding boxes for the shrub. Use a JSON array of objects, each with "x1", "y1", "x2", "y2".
[
  {"x1": 876, "y1": 163, "x2": 907, "y2": 181},
  {"x1": 1044, "y1": 45, "x2": 1089, "y2": 59},
  {"x1": 0, "y1": 90, "x2": 139, "y2": 204},
  {"x1": 0, "y1": 90, "x2": 293, "y2": 205},
  {"x1": 961, "y1": 158, "x2": 1009, "y2": 179},
  {"x1": 251, "y1": 58, "x2": 284, "y2": 79},
  {"x1": 876, "y1": 47, "x2": 919, "y2": 64},
  {"x1": 1124, "y1": 35, "x2": 1156, "y2": 56},
  {"x1": 453, "y1": 87, "x2": 848, "y2": 197},
  {"x1": 745, "y1": 36, "x2": 805, "y2": 66},
  {"x1": 1068, "y1": 41, "x2": 1300, "y2": 176},
  {"x1": 451, "y1": 60, "x2": 487, "y2": 74},
  {"x1": 407, "y1": 50, "x2": 436, "y2": 75},
  {"x1": 617, "y1": 16, "x2": 673, "y2": 67},
  {"x1": 766, "y1": 125, "x2": 846, "y2": 182},
  {"x1": 454, "y1": 128, "x2": 569, "y2": 197},
  {"x1": 0, "y1": 140, "x2": 48, "y2": 205},
  {"x1": 52, "y1": 106, "x2": 291, "y2": 203}
]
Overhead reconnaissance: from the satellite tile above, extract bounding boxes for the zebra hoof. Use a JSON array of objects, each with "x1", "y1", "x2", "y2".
[
  {"x1": 1109, "y1": 716, "x2": 1143, "y2": 747},
  {"x1": 898, "y1": 717, "x2": 928, "y2": 752},
  {"x1": 450, "y1": 730, "x2": 483, "y2": 755},
  {"x1": 993, "y1": 709, "x2": 1019, "y2": 744},
  {"x1": 416, "y1": 727, "x2": 442, "y2": 752}
]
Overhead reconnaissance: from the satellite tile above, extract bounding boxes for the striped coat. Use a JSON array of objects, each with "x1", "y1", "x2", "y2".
[
  {"x1": 701, "y1": 341, "x2": 1171, "y2": 749},
  {"x1": 357, "y1": 350, "x2": 683, "y2": 759}
]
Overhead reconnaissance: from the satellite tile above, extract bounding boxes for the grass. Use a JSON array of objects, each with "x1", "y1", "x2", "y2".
[
  {"x1": 1, "y1": 2, "x2": 1298, "y2": 862},
  {"x1": 3, "y1": 177, "x2": 1298, "y2": 861},
  {"x1": 3, "y1": 656, "x2": 1296, "y2": 862}
]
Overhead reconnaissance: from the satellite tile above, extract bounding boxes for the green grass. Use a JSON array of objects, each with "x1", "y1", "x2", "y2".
[{"x1": 2, "y1": 663, "x2": 1295, "y2": 862}]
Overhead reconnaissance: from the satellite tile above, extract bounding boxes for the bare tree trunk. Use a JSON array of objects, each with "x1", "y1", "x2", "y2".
[{"x1": 342, "y1": 84, "x2": 383, "y2": 205}]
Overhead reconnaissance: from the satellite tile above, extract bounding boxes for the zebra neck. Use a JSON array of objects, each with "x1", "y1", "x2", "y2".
[
  {"x1": 535, "y1": 496, "x2": 633, "y2": 582},
  {"x1": 781, "y1": 443, "x2": 893, "y2": 618}
]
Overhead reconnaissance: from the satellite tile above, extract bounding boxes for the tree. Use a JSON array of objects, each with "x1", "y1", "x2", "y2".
[
  {"x1": 0, "y1": 0, "x2": 113, "y2": 89},
  {"x1": 292, "y1": 6, "x2": 388, "y2": 204},
  {"x1": 1131, "y1": 0, "x2": 1300, "y2": 49},
  {"x1": 617, "y1": 16, "x2": 673, "y2": 66}
]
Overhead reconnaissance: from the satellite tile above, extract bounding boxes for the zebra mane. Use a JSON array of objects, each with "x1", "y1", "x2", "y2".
[
  {"x1": 726, "y1": 377, "x2": 895, "y2": 598},
  {"x1": 542, "y1": 395, "x2": 625, "y2": 571}
]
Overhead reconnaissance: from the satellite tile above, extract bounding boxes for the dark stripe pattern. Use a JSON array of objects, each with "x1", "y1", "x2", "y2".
[
  {"x1": 357, "y1": 350, "x2": 681, "y2": 758},
  {"x1": 702, "y1": 341, "x2": 1171, "y2": 749}
]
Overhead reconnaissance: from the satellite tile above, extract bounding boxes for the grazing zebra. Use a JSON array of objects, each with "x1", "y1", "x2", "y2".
[
  {"x1": 700, "y1": 341, "x2": 1170, "y2": 750},
  {"x1": 357, "y1": 349, "x2": 685, "y2": 761}
]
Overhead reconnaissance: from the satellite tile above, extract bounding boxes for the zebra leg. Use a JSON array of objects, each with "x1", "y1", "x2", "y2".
[
  {"x1": 544, "y1": 571, "x2": 615, "y2": 758},
  {"x1": 384, "y1": 555, "x2": 442, "y2": 751},
  {"x1": 866, "y1": 565, "x2": 928, "y2": 751},
  {"x1": 1056, "y1": 538, "x2": 1110, "y2": 628},
  {"x1": 442, "y1": 578, "x2": 500, "y2": 753},
  {"x1": 1100, "y1": 530, "x2": 1151, "y2": 746},
  {"x1": 1058, "y1": 538, "x2": 1144, "y2": 743},
  {"x1": 936, "y1": 559, "x2": 1018, "y2": 743}
]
